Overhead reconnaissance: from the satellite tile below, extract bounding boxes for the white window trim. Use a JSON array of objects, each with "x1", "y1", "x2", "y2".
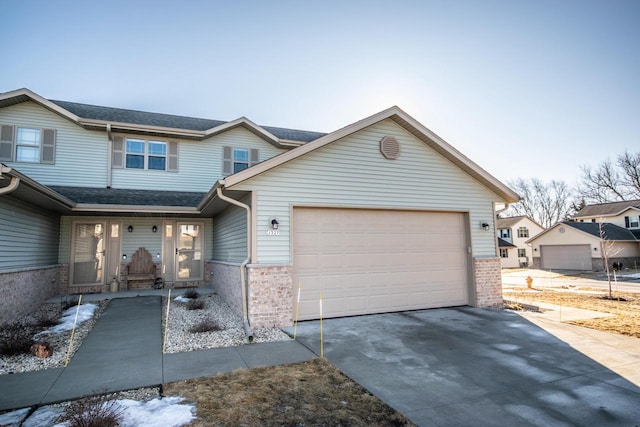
[{"x1": 125, "y1": 137, "x2": 168, "y2": 171}]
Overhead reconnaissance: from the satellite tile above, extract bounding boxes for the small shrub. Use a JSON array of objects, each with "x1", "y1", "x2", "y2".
[
  {"x1": 190, "y1": 319, "x2": 223, "y2": 333},
  {"x1": 183, "y1": 289, "x2": 200, "y2": 299},
  {"x1": 57, "y1": 393, "x2": 124, "y2": 427},
  {"x1": 186, "y1": 298, "x2": 205, "y2": 310},
  {"x1": 35, "y1": 313, "x2": 60, "y2": 329},
  {"x1": 0, "y1": 322, "x2": 35, "y2": 356},
  {"x1": 62, "y1": 297, "x2": 81, "y2": 311}
]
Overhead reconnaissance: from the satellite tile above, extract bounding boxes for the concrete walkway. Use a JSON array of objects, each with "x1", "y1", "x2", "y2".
[
  {"x1": 515, "y1": 303, "x2": 640, "y2": 388},
  {"x1": 0, "y1": 296, "x2": 316, "y2": 412}
]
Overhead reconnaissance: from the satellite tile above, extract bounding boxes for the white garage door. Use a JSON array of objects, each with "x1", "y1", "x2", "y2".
[
  {"x1": 541, "y1": 245, "x2": 592, "y2": 270},
  {"x1": 293, "y1": 207, "x2": 469, "y2": 320}
]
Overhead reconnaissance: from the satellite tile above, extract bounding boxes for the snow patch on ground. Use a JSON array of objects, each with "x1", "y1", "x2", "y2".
[
  {"x1": 173, "y1": 296, "x2": 191, "y2": 303},
  {"x1": 36, "y1": 303, "x2": 98, "y2": 336},
  {"x1": 0, "y1": 396, "x2": 195, "y2": 427}
]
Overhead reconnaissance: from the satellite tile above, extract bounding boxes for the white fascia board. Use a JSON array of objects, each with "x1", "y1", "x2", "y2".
[
  {"x1": 203, "y1": 117, "x2": 281, "y2": 146},
  {"x1": 72, "y1": 204, "x2": 199, "y2": 214},
  {"x1": 81, "y1": 119, "x2": 204, "y2": 139},
  {"x1": 0, "y1": 88, "x2": 81, "y2": 123},
  {"x1": 222, "y1": 105, "x2": 520, "y2": 204}
]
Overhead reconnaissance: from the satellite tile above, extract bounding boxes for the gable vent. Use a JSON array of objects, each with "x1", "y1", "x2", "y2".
[{"x1": 380, "y1": 136, "x2": 400, "y2": 160}]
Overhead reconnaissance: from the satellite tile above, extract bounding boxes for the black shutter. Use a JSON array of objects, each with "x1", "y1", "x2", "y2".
[
  {"x1": 0, "y1": 125, "x2": 14, "y2": 161},
  {"x1": 222, "y1": 146, "x2": 232, "y2": 175},
  {"x1": 41, "y1": 129, "x2": 56, "y2": 164}
]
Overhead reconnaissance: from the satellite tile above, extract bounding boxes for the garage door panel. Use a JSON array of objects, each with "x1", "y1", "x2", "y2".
[
  {"x1": 541, "y1": 245, "x2": 591, "y2": 270},
  {"x1": 293, "y1": 208, "x2": 469, "y2": 320}
]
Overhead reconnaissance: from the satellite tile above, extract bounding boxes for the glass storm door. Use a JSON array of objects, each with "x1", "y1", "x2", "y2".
[
  {"x1": 72, "y1": 222, "x2": 106, "y2": 285},
  {"x1": 176, "y1": 223, "x2": 203, "y2": 280}
]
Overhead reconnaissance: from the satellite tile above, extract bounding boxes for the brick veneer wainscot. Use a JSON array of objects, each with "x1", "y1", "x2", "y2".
[{"x1": 474, "y1": 257, "x2": 503, "y2": 307}]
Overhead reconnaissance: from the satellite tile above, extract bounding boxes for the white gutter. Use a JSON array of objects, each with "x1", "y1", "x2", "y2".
[
  {"x1": 216, "y1": 183, "x2": 253, "y2": 341},
  {"x1": 0, "y1": 166, "x2": 20, "y2": 195}
]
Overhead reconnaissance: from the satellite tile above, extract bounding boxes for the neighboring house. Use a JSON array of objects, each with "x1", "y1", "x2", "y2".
[
  {"x1": 496, "y1": 216, "x2": 544, "y2": 268},
  {"x1": 0, "y1": 88, "x2": 519, "y2": 327},
  {"x1": 528, "y1": 201, "x2": 640, "y2": 271},
  {"x1": 573, "y1": 200, "x2": 640, "y2": 230},
  {"x1": 497, "y1": 237, "x2": 517, "y2": 267}
]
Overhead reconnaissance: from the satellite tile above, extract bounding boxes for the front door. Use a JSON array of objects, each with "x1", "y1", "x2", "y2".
[
  {"x1": 176, "y1": 222, "x2": 203, "y2": 281},
  {"x1": 72, "y1": 222, "x2": 105, "y2": 285}
]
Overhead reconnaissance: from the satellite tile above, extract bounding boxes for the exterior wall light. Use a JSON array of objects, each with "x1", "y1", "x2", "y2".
[
  {"x1": 481, "y1": 222, "x2": 490, "y2": 231},
  {"x1": 270, "y1": 218, "x2": 279, "y2": 230},
  {"x1": 128, "y1": 225, "x2": 133, "y2": 232},
  {"x1": 152, "y1": 225, "x2": 158, "y2": 233},
  {"x1": 122, "y1": 254, "x2": 127, "y2": 260}
]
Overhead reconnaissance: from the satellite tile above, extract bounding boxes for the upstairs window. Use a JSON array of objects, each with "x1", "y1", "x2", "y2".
[
  {"x1": 233, "y1": 148, "x2": 249, "y2": 173},
  {"x1": 125, "y1": 138, "x2": 145, "y2": 169},
  {"x1": 148, "y1": 141, "x2": 167, "y2": 170},
  {"x1": 16, "y1": 128, "x2": 40, "y2": 162},
  {"x1": 517, "y1": 227, "x2": 529, "y2": 238},
  {"x1": 499, "y1": 229, "x2": 511, "y2": 239},
  {"x1": 626, "y1": 215, "x2": 640, "y2": 229},
  {"x1": 0, "y1": 125, "x2": 56, "y2": 164},
  {"x1": 222, "y1": 146, "x2": 259, "y2": 175},
  {"x1": 113, "y1": 136, "x2": 177, "y2": 172}
]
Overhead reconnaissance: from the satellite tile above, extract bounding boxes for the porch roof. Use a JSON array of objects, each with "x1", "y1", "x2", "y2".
[{"x1": 49, "y1": 186, "x2": 206, "y2": 207}]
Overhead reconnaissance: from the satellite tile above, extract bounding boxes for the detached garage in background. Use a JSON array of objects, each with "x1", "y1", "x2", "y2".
[{"x1": 528, "y1": 221, "x2": 640, "y2": 271}]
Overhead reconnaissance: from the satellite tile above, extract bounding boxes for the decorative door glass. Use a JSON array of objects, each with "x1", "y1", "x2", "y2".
[
  {"x1": 72, "y1": 223, "x2": 105, "y2": 285},
  {"x1": 177, "y1": 223, "x2": 202, "y2": 280}
]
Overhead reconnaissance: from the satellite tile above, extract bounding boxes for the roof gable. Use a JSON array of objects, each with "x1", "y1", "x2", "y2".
[
  {"x1": 528, "y1": 221, "x2": 638, "y2": 243},
  {"x1": 221, "y1": 106, "x2": 519, "y2": 203},
  {"x1": 0, "y1": 88, "x2": 327, "y2": 145},
  {"x1": 575, "y1": 200, "x2": 640, "y2": 218},
  {"x1": 496, "y1": 216, "x2": 543, "y2": 230}
]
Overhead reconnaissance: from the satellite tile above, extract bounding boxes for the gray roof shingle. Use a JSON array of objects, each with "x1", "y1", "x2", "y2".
[
  {"x1": 50, "y1": 186, "x2": 205, "y2": 207},
  {"x1": 50, "y1": 100, "x2": 327, "y2": 143},
  {"x1": 498, "y1": 237, "x2": 516, "y2": 248},
  {"x1": 564, "y1": 221, "x2": 638, "y2": 241},
  {"x1": 575, "y1": 200, "x2": 640, "y2": 218}
]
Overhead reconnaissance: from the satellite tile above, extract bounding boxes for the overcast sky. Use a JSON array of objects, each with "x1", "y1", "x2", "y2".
[{"x1": 1, "y1": 0, "x2": 638, "y2": 187}]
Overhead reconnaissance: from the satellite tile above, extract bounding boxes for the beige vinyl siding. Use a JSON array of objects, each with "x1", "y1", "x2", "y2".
[
  {"x1": 230, "y1": 119, "x2": 501, "y2": 264},
  {"x1": 0, "y1": 196, "x2": 60, "y2": 269},
  {"x1": 0, "y1": 101, "x2": 108, "y2": 187},
  {"x1": 111, "y1": 128, "x2": 287, "y2": 192},
  {"x1": 59, "y1": 217, "x2": 213, "y2": 263},
  {"x1": 212, "y1": 195, "x2": 250, "y2": 262}
]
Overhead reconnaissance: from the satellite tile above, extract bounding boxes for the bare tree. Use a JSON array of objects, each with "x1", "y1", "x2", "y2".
[
  {"x1": 501, "y1": 178, "x2": 575, "y2": 228},
  {"x1": 578, "y1": 151, "x2": 640, "y2": 203},
  {"x1": 598, "y1": 220, "x2": 621, "y2": 299}
]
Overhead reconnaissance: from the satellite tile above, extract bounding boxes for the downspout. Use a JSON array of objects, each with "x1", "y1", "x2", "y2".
[
  {"x1": 216, "y1": 184, "x2": 254, "y2": 342},
  {"x1": 0, "y1": 166, "x2": 20, "y2": 195},
  {"x1": 106, "y1": 124, "x2": 113, "y2": 188}
]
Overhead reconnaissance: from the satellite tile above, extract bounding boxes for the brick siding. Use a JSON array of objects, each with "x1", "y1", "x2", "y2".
[
  {"x1": 474, "y1": 257, "x2": 503, "y2": 307},
  {"x1": 0, "y1": 265, "x2": 61, "y2": 325},
  {"x1": 247, "y1": 265, "x2": 293, "y2": 328}
]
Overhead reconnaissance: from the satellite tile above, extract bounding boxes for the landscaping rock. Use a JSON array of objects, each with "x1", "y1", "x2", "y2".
[{"x1": 30, "y1": 342, "x2": 53, "y2": 358}]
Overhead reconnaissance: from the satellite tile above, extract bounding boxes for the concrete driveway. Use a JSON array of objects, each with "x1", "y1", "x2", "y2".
[{"x1": 289, "y1": 308, "x2": 640, "y2": 426}]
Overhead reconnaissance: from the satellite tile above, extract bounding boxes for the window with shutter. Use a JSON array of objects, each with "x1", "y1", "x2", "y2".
[{"x1": 0, "y1": 125, "x2": 14, "y2": 161}]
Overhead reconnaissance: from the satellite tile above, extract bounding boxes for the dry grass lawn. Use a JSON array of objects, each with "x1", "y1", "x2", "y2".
[
  {"x1": 163, "y1": 358, "x2": 414, "y2": 426},
  {"x1": 504, "y1": 289, "x2": 640, "y2": 338}
]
